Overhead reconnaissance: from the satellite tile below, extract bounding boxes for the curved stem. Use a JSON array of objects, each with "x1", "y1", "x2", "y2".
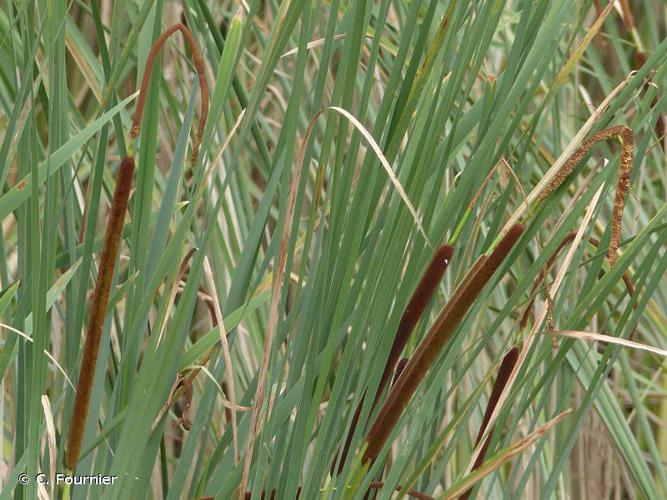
[{"x1": 131, "y1": 23, "x2": 209, "y2": 162}]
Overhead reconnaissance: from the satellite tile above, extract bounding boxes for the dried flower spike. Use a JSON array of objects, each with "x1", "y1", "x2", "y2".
[
  {"x1": 66, "y1": 156, "x2": 135, "y2": 471},
  {"x1": 539, "y1": 126, "x2": 633, "y2": 266},
  {"x1": 131, "y1": 23, "x2": 209, "y2": 162},
  {"x1": 363, "y1": 224, "x2": 524, "y2": 463},
  {"x1": 610, "y1": 127, "x2": 633, "y2": 265},
  {"x1": 460, "y1": 347, "x2": 519, "y2": 500}
]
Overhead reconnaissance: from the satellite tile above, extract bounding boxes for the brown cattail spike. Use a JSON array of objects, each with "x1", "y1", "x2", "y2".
[
  {"x1": 474, "y1": 347, "x2": 519, "y2": 446},
  {"x1": 334, "y1": 246, "x2": 453, "y2": 473},
  {"x1": 66, "y1": 156, "x2": 135, "y2": 471},
  {"x1": 381, "y1": 245, "x2": 454, "y2": 401},
  {"x1": 460, "y1": 347, "x2": 519, "y2": 500},
  {"x1": 539, "y1": 126, "x2": 633, "y2": 266},
  {"x1": 131, "y1": 23, "x2": 209, "y2": 162},
  {"x1": 363, "y1": 225, "x2": 524, "y2": 463},
  {"x1": 634, "y1": 50, "x2": 647, "y2": 69},
  {"x1": 609, "y1": 127, "x2": 632, "y2": 265}
]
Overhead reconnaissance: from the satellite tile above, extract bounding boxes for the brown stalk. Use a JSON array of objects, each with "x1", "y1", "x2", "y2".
[
  {"x1": 538, "y1": 126, "x2": 633, "y2": 266},
  {"x1": 131, "y1": 23, "x2": 209, "y2": 162},
  {"x1": 334, "y1": 246, "x2": 453, "y2": 473},
  {"x1": 202, "y1": 277, "x2": 234, "y2": 424},
  {"x1": 591, "y1": 1, "x2": 608, "y2": 54},
  {"x1": 222, "y1": 380, "x2": 233, "y2": 424},
  {"x1": 66, "y1": 156, "x2": 135, "y2": 471},
  {"x1": 363, "y1": 224, "x2": 525, "y2": 464},
  {"x1": 618, "y1": 0, "x2": 636, "y2": 32},
  {"x1": 459, "y1": 347, "x2": 519, "y2": 500}
]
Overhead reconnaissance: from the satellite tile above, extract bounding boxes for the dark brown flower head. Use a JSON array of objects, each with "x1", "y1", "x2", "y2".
[
  {"x1": 66, "y1": 156, "x2": 135, "y2": 471},
  {"x1": 334, "y1": 245, "x2": 453, "y2": 473},
  {"x1": 460, "y1": 346, "x2": 520, "y2": 500},
  {"x1": 382, "y1": 245, "x2": 454, "y2": 399},
  {"x1": 363, "y1": 225, "x2": 524, "y2": 463},
  {"x1": 392, "y1": 357, "x2": 409, "y2": 387}
]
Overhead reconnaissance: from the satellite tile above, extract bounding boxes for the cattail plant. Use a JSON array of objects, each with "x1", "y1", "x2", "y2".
[
  {"x1": 334, "y1": 245, "x2": 453, "y2": 472},
  {"x1": 460, "y1": 347, "x2": 519, "y2": 500},
  {"x1": 363, "y1": 224, "x2": 525, "y2": 464},
  {"x1": 66, "y1": 22, "x2": 209, "y2": 471},
  {"x1": 381, "y1": 245, "x2": 455, "y2": 395}
]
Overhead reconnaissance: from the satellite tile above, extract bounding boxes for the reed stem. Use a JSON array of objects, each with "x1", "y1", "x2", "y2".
[{"x1": 131, "y1": 23, "x2": 209, "y2": 162}]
